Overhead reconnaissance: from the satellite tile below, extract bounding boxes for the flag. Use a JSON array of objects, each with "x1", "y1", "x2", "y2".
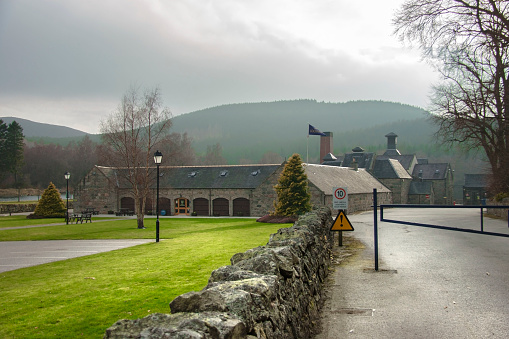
[{"x1": 309, "y1": 124, "x2": 326, "y2": 136}]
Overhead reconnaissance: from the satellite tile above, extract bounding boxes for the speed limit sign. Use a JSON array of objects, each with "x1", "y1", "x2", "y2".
[{"x1": 333, "y1": 187, "x2": 348, "y2": 210}]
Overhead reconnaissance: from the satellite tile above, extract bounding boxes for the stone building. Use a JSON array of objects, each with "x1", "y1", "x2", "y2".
[
  {"x1": 320, "y1": 132, "x2": 455, "y2": 205},
  {"x1": 463, "y1": 174, "x2": 489, "y2": 205},
  {"x1": 74, "y1": 162, "x2": 391, "y2": 217}
]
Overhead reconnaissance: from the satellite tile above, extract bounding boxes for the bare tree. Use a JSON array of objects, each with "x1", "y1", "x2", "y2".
[
  {"x1": 100, "y1": 86, "x2": 171, "y2": 229},
  {"x1": 157, "y1": 132, "x2": 196, "y2": 166},
  {"x1": 394, "y1": 0, "x2": 509, "y2": 193}
]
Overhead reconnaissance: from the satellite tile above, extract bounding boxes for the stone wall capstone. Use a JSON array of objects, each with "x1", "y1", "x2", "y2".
[{"x1": 104, "y1": 206, "x2": 334, "y2": 339}]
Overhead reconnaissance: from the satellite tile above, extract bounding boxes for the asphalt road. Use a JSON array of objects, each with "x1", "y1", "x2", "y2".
[
  {"x1": 316, "y1": 208, "x2": 509, "y2": 339},
  {"x1": 0, "y1": 239, "x2": 153, "y2": 273}
]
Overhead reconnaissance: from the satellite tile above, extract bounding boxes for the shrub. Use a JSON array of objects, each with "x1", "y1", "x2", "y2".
[
  {"x1": 494, "y1": 192, "x2": 509, "y2": 202},
  {"x1": 33, "y1": 182, "x2": 66, "y2": 218}
]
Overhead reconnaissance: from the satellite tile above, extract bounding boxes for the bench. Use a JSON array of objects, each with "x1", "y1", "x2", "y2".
[
  {"x1": 80, "y1": 213, "x2": 92, "y2": 223},
  {"x1": 66, "y1": 213, "x2": 92, "y2": 224},
  {"x1": 82, "y1": 208, "x2": 99, "y2": 215},
  {"x1": 115, "y1": 208, "x2": 134, "y2": 216}
]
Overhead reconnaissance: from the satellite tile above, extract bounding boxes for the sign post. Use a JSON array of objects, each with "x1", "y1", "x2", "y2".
[{"x1": 331, "y1": 187, "x2": 352, "y2": 246}]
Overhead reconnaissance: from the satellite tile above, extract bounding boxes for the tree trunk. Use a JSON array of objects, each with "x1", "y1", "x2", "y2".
[{"x1": 136, "y1": 197, "x2": 145, "y2": 229}]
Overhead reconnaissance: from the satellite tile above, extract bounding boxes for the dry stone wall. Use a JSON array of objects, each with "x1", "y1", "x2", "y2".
[{"x1": 104, "y1": 206, "x2": 334, "y2": 339}]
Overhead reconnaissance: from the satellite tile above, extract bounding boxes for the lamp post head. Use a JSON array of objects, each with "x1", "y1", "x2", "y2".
[
  {"x1": 64, "y1": 172, "x2": 70, "y2": 180},
  {"x1": 154, "y1": 150, "x2": 163, "y2": 165}
]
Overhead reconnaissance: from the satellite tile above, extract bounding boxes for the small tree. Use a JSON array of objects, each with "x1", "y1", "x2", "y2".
[
  {"x1": 274, "y1": 153, "x2": 312, "y2": 216},
  {"x1": 33, "y1": 182, "x2": 66, "y2": 218}
]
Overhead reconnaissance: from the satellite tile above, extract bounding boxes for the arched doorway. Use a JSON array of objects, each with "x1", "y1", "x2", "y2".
[
  {"x1": 120, "y1": 197, "x2": 135, "y2": 212},
  {"x1": 159, "y1": 198, "x2": 171, "y2": 216},
  {"x1": 233, "y1": 198, "x2": 250, "y2": 216},
  {"x1": 174, "y1": 198, "x2": 190, "y2": 215},
  {"x1": 213, "y1": 198, "x2": 229, "y2": 216},
  {"x1": 193, "y1": 198, "x2": 209, "y2": 216}
]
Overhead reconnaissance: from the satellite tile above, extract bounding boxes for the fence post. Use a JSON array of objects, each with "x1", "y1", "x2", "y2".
[{"x1": 373, "y1": 188, "x2": 378, "y2": 271}]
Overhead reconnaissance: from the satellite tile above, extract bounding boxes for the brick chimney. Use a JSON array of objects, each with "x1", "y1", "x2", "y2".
[{"x1": 320, "y1": 132, "x2": 333, "y2": 162}]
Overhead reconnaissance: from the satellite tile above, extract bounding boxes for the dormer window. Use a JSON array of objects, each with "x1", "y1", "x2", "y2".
[
  {"x1": 251, "y1": 170, "x2": 261, "y2": 176},
  {"x1": 188, "y1": 171, "x2": 197, "y2": 178},
  {"x1": 220, "y1": 170, "x2": 229, "y2": 177}
]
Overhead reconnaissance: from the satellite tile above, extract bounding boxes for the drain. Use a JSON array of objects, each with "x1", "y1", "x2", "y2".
[
  {"x1": 333, "y1": 308, "x2": 374, "y2": 316},
  {"x1": 363, "y1": 268, "x2": 398, "y2": 274}
]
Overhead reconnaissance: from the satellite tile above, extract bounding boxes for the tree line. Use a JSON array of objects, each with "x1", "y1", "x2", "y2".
[{"x1": 0, "y1": 118, "x2": 234, "y2": 195}]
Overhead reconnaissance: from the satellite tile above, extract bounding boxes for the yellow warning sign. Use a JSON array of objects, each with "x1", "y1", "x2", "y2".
[{"x1": 331, "y1": 210, "x2": 354, "y2": 231}]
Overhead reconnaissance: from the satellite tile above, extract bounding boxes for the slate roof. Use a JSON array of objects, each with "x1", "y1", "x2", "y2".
[
  {"x1": 412, "y1": 163, "x2": 451, "y2": 180},
  {"x1": 321, "y1": 153, "x2": 342, "y2": 166},
  {"x1": 341, "y1": 152, "x2": 375, "y2": 169},
  {"x1": 464, "y1": 174, "x2": 489, "y2": 188},
  {"x1": 159, "y1": 164, "x2": 281, "y2": 189},
  {"x1": 99, "y1": 164, "x2": 282, "y2": 189},
  {"x1": 372, "y1": 159, "x2": 412, "y2": 179},
  {"x1": 304, "y1": 164, "x2": 390, "y2": 194},
  {"x1": 377, "y1": 154, "x2": 417, "y2": 171},
  {"x1": 409, "y1": 181, "x2": 433, "y2": 195}
]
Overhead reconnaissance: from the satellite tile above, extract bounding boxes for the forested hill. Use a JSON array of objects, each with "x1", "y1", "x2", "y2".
[
  {"x1": 3, "y1": 100, "x2": 437, "y2": 163},
  {"x1": 171, "y1": 100, "x2": 435, "y2": 163},
  {"x1": 0, "y1": 117, "x2": 88, "y2": 138}
]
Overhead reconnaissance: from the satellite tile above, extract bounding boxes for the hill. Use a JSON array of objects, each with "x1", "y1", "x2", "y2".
[
  {"x1": 170, "y1": 100, "x2": 435, "y2": 163},
  {"x1": 0, "y1": 116, "x2": 90, "y2": 138}
]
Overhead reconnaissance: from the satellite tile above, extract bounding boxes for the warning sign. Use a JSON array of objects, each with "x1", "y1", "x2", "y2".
[{"x1": 331, "y1": 210, "x2": 354, "y2": 231}]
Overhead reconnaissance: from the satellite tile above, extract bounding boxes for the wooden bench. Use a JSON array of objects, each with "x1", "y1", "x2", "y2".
[
  {"x1": 82, "y1": 208, "x2": 99, "y2": 215},
  {"x1": 80, "y1": 213, "x2": 92, "y2": 223}
]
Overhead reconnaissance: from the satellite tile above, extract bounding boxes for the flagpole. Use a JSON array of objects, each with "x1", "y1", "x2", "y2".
[
  {"x1": 306, "y1": 135, "x2": 309, "y2": 164},
  {"x1": 306, "y1": 123, "x2": 309, "y2": 164}
]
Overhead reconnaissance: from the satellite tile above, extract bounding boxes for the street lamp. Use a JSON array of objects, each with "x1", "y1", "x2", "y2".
[
  {"x1": 153, "y1": 150, "x2": 163, "y2": 242},
  {"x1": 64, "y1": 172, "x2": 70, "y2": 224}
]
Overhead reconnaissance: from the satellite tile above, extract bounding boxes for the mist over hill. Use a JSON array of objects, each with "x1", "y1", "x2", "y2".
[
  {"x1": 0, "y1": 116, "x2": 90, "y2": 138},
  {"x1": 170, "y1": 99, "x2": 435, "y2": 163}
]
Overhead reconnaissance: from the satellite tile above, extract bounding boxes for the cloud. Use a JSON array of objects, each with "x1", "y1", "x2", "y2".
[{"x1": 0, "y1": 0, "x2": 436, "y2": 133}]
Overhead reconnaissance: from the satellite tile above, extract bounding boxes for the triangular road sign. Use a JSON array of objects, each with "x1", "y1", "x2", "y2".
[{"x1": 331, "y1": 210, "x2": 354, "y2": 231}]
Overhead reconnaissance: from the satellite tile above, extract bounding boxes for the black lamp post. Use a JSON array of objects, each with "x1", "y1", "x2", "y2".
[
  {"x1": 64, "y1": 172, "x2": 70, "y2": 224},
  {"x1": 154, "y1": 150, "x2": 162, "y2": 242}
]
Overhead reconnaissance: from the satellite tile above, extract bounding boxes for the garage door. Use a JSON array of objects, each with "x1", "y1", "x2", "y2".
[
  {"x1": 193, "y1": 198, "x2": 209, "y2": 216},
  {"x1": 213, "y1": 198, "x2": 229, "y2": 216},
  {"x1": 233, "y1": 198, "x2": 250, "y2": 216}
]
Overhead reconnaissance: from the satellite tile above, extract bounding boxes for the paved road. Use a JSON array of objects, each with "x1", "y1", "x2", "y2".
[
  {"x1": 316, "y1": 208, "x2": 509, "y2": 338},
  {"x1": 0, "y1": 239, "x2": 153, "y2": 273}
]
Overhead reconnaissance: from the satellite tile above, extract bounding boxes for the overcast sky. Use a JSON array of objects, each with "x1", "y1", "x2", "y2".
[{"x1": 0, "y1": 0, "x2": 436, "y2": 134}]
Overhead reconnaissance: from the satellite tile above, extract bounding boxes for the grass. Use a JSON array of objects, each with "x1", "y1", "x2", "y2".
[
  {"x1": 0, "y1": 217, "x2": 287, "y2": 338},
  {"x1": 0, "y1": 215, "x2": 114, "y2": 229}
]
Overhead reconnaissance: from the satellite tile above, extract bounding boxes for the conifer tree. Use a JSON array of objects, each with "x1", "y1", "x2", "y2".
[
  {"x1": 274, "y1": 153, "x2": 312, "y2": 216},
  {"x1": 34, "y1": 182, "x2": 66, "y2": 218}
]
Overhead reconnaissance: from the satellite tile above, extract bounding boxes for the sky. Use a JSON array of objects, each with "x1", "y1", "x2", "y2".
[{"x1": 0, "y1": 0, "x2": 437, "y2": 134}]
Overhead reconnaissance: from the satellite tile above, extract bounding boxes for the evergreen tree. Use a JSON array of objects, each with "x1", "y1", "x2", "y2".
[
  {"x1": 3, "y1": 121, "x2": 25, "y2": 186},
  {"x1": 274, "y1": 153, "x2": 312, "y2": 216},
  {"x1": 34, "y1": 182, "x2": 66, "y2": 218},
  {"x1": 0, "y1": 120, "x2": 7, "y2": 178}
]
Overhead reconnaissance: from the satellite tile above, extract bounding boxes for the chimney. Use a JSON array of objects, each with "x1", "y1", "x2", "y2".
[
  {"x1": 383, "y1": 132, "x2": 401, "y2": 156},
  {"x1": 320, "y1": 132, "x2": 333, "y2": 163}
]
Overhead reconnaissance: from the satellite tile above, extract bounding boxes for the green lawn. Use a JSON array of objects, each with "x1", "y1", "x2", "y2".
[
  {"x1": 0, "y1": 215, "x2": 66, "y2": 228},
  {"x1": 0, "y1": 217, "x2": 287, "y2": 338}
]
